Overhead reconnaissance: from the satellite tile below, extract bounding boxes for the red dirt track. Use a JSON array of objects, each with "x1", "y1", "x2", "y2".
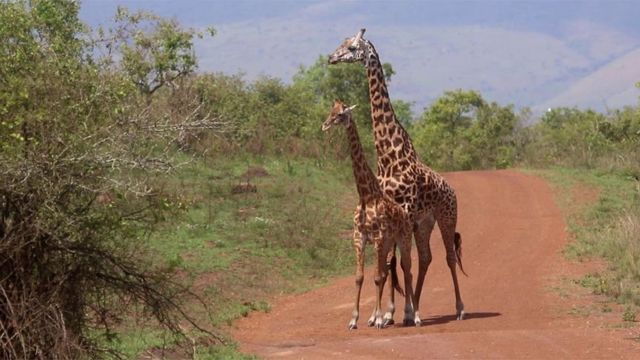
[{"x1": 231, "y1": 170, "x2": 640, "y2": 359}]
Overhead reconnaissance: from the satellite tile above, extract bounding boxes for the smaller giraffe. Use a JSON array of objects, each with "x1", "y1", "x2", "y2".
[{"x1": 322, "y1": 100, "x2": 420, "y2": 329}]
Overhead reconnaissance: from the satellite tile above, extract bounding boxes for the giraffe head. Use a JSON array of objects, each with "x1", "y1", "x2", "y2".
[
  {"x1": 322, "y1": 100, "x2": 357, "y2": 131},
  {"x1": 328, "y1": 28, "x2": 368, "y2": 65}
]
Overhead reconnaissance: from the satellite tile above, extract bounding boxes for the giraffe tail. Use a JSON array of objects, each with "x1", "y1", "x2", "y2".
[
  {"x1": 454, "y1": 232, "x2": 468, "y2": 276},
  {"x1": 389, "y1": 253, "x2": 405, "y2": 297}
]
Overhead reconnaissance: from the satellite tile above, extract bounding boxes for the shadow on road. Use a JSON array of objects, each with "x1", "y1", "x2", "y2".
[{"x1": 420, "y1": 312, "x2": 501, "y2": 326}]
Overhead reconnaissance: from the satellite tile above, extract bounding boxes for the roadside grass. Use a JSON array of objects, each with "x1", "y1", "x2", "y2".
[
  {"x1": 533, "y1": 167, "x2": 640, "y2": 320},
  {"x1": 112, "y1": 154, "x2": 358, "y2": 357}
]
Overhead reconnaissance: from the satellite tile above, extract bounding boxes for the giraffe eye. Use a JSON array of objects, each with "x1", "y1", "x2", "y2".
[{"x1": 348, "y1": 45, "x2": 356, "y2": 51}]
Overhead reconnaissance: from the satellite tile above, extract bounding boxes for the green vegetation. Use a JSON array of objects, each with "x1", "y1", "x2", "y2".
[
  {"x1": 0, "y1": 1, "x2": 216, "y2": 358},
  {"x1": 623, "y1": 306, "x2": 637, "y2": 322},
  {"x1": 538, "y1": 168, "x2": 640, "y2": 317},
  {"x1": 521, "y1": 107, "x2": 640, "y2": 175},
  {"x1": 115, "y1": 155, "x2": 358, "y2": 356},
  {"x1": 150, "y1": 155, "x2": 358, "y2": 296},
  {"x1": 1, "y1": 0, "x2": 639, "y2": 358},
  {"x1": 412, "y1": 89, "x2": 520, "y2": 170}
]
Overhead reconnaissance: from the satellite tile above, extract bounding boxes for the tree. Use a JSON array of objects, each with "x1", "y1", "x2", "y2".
[
  {"x1": 100, "y1": 6, "x2": 214, "y2": 97},
  {"x1": 412, "y1": 90, "x2": 518, "y2": 170},
  {"x1": 392, "y1": 99, "x2": 415, "y2": 130},
  {"x1": 536, "y1": 107, "x2": 611, "y2": 167},
  {"x1": 413, "y1": 90, "x2": 484, "y2": 169},
  {"x1": 0, "y1": 2, "x2": 221, "y2": 358},
  {"x1": 467, "y1": 102, "x2": 518, "y2": 169},
  {"x1": 292, "y1": 56, "x2": 399, "y2": 156}
]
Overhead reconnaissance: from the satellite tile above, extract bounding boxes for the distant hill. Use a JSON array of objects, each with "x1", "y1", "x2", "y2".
[
  {"x1": 534, "y1": 48, "x2": 640, "y2": 112},
  {"x1": 196, "y1": 23, "x2": 639, "y2": 115},
  {"x1": 81, "y1": 1, "x2": 640, "y2": 115}
]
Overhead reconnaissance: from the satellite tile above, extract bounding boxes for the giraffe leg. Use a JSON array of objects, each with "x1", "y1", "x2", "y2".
[
  {"x1": 372, "y1": 236, "x2": 391, "y2": 329},
  {"x1": 439, "y1": 220, "x2": 465, "y2": 320},
  {"x1": 367, "y1": 280, "x2": 378, "y2": 326},
  {"x1": 349, "y1": 229, "x2": 365, "y2": 330},
  {"x1": 413, "y1": 212, "x2": 435, "y2": 315},
  {"x1": 399, "y1": 230, "x2": 420, "y2": 326},
  {"x1": 367, "y1": 306, "x2": 377, "y2": 327},
  {"x1": 383, "y1": 246, "x2": 396, "y2": 326},
  {"x1": 366, "y1": 240, "x2": 377, "y2": 327}
]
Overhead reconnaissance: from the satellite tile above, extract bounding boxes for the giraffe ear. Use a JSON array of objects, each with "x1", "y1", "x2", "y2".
[{"x1": 346, "y1": 104, "x2": 357, "y2": 112}]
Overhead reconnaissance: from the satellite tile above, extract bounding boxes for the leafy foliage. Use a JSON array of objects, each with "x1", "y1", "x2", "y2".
[
  {"x1": 520, "y1": 107, "x2": 640, "y2": 175},
  {"x1": 292, "y1": 56, "x2": 402, "y2": 155},
  {"x1": 0, "y1": 1, "x2": 222, "y2": 358},
  {"x1": 100, "y1": 6, "x2": 210, "y2": 96},
  {"x1": 412, "y1": 90, "x2": 518, "y2": 170}
]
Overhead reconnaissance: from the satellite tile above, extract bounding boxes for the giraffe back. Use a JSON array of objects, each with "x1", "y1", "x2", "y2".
[{"x1": 354, "y1": 196, "x2": 411, "y2": 245}]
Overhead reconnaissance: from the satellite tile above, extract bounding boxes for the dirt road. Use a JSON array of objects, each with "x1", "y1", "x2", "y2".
[{"x1": 231, "y1": 170, "x2": 639, "y2": 359}]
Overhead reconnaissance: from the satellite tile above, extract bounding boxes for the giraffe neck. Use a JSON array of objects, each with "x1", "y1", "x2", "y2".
[
  {"x1": 343, "y1": 119, "x2": 383, "y2": 202},
  {"x1": 363, "y1": 41, "x2": 417, "y2": 167}
]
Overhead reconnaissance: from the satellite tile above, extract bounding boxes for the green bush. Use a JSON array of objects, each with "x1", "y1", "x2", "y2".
[
  {"x1": 0, "y1": 1, "x2": 221, "y2": 358},
  {"x1": 412, "y1": 90, "x2": 519, "y2": 170}
]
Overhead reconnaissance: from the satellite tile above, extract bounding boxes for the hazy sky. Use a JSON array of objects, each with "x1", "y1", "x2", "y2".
[{"x1": 80, "y1": 0, "x2": 640, "y2": 112}]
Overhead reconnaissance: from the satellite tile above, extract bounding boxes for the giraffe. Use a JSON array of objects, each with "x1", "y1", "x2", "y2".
[
  {"x1": 322, "y1": 100, "x2": 420, "y2": 329},
  {"x1": 329, "y1": 29, "x2": 467, "y2": 322}
]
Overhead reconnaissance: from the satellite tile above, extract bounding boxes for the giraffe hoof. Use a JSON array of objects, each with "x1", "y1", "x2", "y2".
[
  {"x1": 383, "y1": 318, "x2": 395, "y2": 327},
  {"x1": 348, "y1": 322, "x2": 358, "y2": 330},
  {"x1": 375, "y1": 319, "x2": 385, "y2": 329},
  {"x1": 367, "y1": 317, "x2": 376, "y2": 327},
  {"x1": 457, "y1": 310, "x2": 465, "y2": 320},
  {"x1": 402, "y1": 318, "x2": 415, "y2": 327}
]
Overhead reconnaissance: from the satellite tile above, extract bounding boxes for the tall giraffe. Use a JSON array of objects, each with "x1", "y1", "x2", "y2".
[
  {"x1": 329, "y1": 29, "x2": 467, "y2": 321},
  {"x1": 322, "y1": 100, "x2": 420, "y2": 329}
]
